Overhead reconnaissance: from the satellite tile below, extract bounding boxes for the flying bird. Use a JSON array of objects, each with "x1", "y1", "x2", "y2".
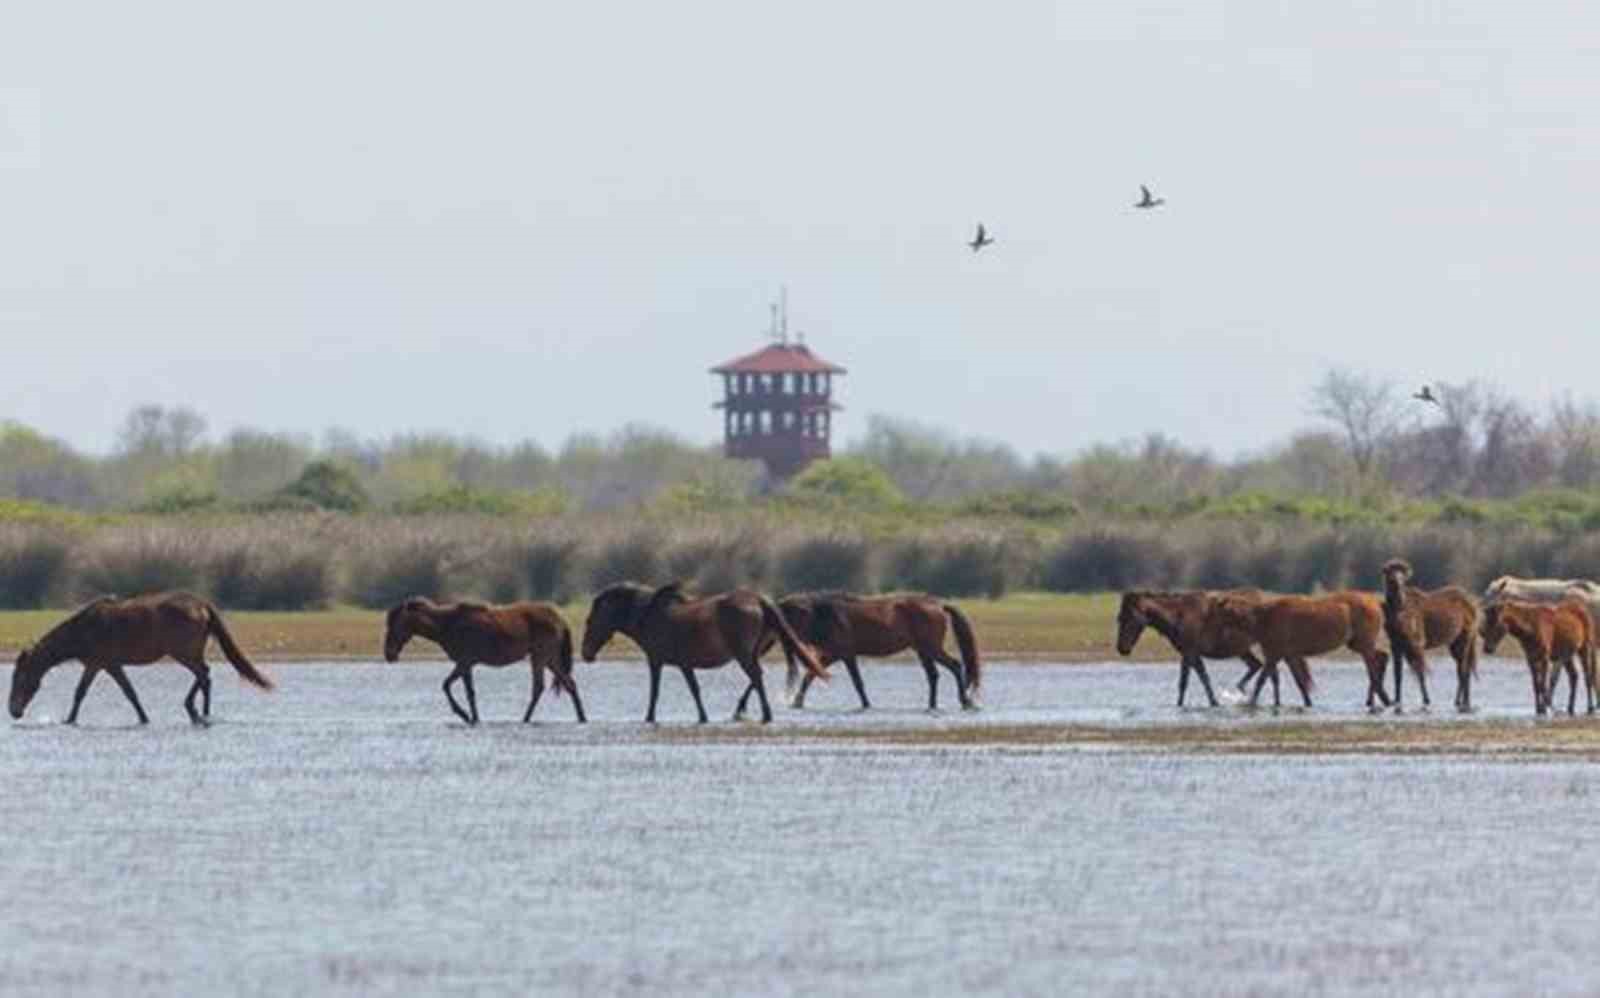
[
  {"x1": 1413, "y1": 385, "x2": 1440, "y2": 405},
  {"x1": 967, "y1": 223, "x2": 994, "y2": 252},
  {"x1": 1135, "y1": 185, "x2": 1165, "y2": 209}
]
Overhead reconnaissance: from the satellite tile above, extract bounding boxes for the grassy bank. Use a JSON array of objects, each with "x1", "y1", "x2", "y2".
[{"x1": 0, "y1": 592, "x2": 1128, "y2": 662}]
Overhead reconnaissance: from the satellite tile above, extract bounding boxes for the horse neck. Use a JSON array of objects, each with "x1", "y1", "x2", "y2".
[
  {"x1": 1502, "y1": 607, "x2": 1542, "y2": 647},
  {"x1": 28, "y1": 618, "x2": 83, "y2": 673},
  {"x1": 1382, "y1": 575, "x2": 1406, "y2": 613},
  {"x1": 1140, "y1": 597, "x2": 1183, "y2": 643},
  {"x1": 407, "y1": 605, "x2": 453, "y2": 643}
]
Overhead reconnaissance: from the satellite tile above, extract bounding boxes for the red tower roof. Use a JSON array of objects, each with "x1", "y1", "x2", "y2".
[{"x1": 709, "y1": 343, "x2": 847, "y2": 375}]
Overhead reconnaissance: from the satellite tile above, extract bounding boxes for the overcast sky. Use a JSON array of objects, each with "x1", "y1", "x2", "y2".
[{"x1": 3, "y1": 2, "x2": 1595, "y2": 458}]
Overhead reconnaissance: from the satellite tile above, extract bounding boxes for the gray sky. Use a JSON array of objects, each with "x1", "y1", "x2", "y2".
[{"x1": 3, "y1": 2, "x2": 1595, "y2": 458}]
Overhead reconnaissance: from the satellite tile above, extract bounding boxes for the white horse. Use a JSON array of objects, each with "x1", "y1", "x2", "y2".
[{"x1": 1484, "y1": 577, "x2": 1600, "y2": 623}]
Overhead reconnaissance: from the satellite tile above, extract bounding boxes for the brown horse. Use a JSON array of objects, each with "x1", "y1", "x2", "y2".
[
  {"x1": 8, "y1": 592, "x2": 273, "y2": 725},
  {"x1": 580, "y1": 582, "x2": 828, "y2": 723},
  {"x1": 1115, "y1": 589, "x2": 1269, "y2": 707},
  {"x1": 1213, "y1": 591, "x2": 1390, "y2": 708},
  {"x1": 773, "y1": 592, "x2": 982, "y2": 711},
  {"x1": 383, "y1": 597, "x2": 585, "y2": 725},
  {"x1": 1480, "y1": 599, "x2": 1596, "y2": 715},
  {"x1": 1380, "y1": 559, "x2": 1480, "y2": 711}
]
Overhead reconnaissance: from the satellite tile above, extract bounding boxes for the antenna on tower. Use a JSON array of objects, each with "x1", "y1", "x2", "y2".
[{"x1": 778, "y1": 286, "x2": 790, "y2": 346}]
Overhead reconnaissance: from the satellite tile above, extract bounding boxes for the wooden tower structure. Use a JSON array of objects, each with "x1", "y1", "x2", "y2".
[{"x1": 710, "y1": 297, "x2": 846, "y2": 480}]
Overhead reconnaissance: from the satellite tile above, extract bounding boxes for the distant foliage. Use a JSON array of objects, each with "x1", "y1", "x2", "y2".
[
  {"x1": 1040, "y1": 531, "x2": 1180, "y2": 593},
  {"x1": 519, "y1": 537, "x2": 587, "y2": 603},
  {"x1": 276, "y1": 461, "x2": 371, "y2": 513},
  {"x1": 881, "y1": 535, "x2": 1017, "y2": 598},
  {"x1": 786, "y1": 458, "x2": 903, "y2": 509},
  {"x1": 776, "y1": 535, "x2": 872, "y2": 594},
  {"x1": 0, "y1": 530, "x2": 74, "y2": 609},
  {"x1": 209, "y1": 544, "x2": 333, "y2": 611},
  {"x1": 347, "y1": 539, "x2": 452, "y2": 608},
  {"x1": 78, "y1": 531, "x2": 205, "y2": 599},
  {"x1": 587, "y1": 532, "x2": 664, "y2": 590}
]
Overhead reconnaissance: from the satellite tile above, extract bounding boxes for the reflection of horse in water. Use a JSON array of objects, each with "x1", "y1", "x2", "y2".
[
  {"x1": 383, "y1": 597, "x2": 585, "y2": 725},
  {"x1": 1380, "y1": 559, "x2": 1479, "y2": 710},
  {"x1": 9, "y1": 592, "x2": 273, "y2": 725},
  {"x1": 1480, "y1": 598, "x2": 1595, "y2": 715},
  {"x1": 772, "y1": 592, "x2": 982, "y2": 711},
  {"x1": 1115, "y1": 589, "x2": 1270, "y2": 707},
  {"x1": 580, "y1": 582, "x2": 826, "y2": 723},
  {"x1": 1212, "y1": 592, "x2": 1390, "y2": 708}
]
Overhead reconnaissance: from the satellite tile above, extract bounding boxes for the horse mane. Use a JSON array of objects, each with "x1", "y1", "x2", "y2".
[
  {"x1": 27, "y1": 595, "x2": 117, "y2": 661},
  {"x1": 645, "y1": 582, "x2": 691, "y2": 615},
  {"x1": 786, "y1": 590, "x2": 861, "y2": 605}
]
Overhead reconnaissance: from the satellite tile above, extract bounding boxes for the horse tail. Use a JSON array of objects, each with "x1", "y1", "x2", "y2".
[
  {"x1": 759, "y1": 596, "x2": 829, "y2": 685},
  {"x1": 206, "y1": 605, "x2": 273, "y2": 691},
  {"x1": 943, "y1": 603, "x2": 983, "y2": 699}
]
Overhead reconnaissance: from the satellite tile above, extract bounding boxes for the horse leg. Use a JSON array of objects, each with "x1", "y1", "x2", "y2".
[
  {"x1": 178, "y1": 660, "x2": 212, "y2": 726},
  {"x1": 645, "y1": 660, "x2": 663, "y2": 723},
  {"x1": 106, "y1": 666, "x2": 149, "y2": 725},
  {"x1": 441, "y1": 667, "x2": 473, "y2": 725},
  {"x1": 1176, "y1": 655, "x2": 1192, "y2": 707},
  {"x1": 841, "y1": 655, "x2": 870, "y2": 710},
  {"x1": 1247, "y1": 657, "x2": 1277, "y2": 707},
  {"x1": 1391, "y1": 645, "x2": 1405, "y2": 709},
  {"x1": 1286, "y1": 656, "x2": 1313, "y2": 708},
  {"x1": 459, "y1": 667, "x2": 481, "y2": 725},
  {"x1": 919, "y1": 655, "x2": 940, "y2": 711},
  {"x1": 678, "y1": 667, "x2": 709, "y2": 724},
  {"x1": 734, "y1": 682, "x2": 757, "y2": 719},
  {"x1": 737, "y1": 658, "x2": 774, "y2": 723},
  {"x1": 936, "y1": 651, "x2": 972, "y2": 709},
  {"x1": 1531, "y1": 658, "x2": 1549, "y2": 716},
  {"x1": 1191, "y1": 658, "x2": 1220, "y2": 707},
  {"x1": 1411, "y1": 649, "x2": 1431, "y2": 708},
  {"x1": 792, "y1": 672, "x2": 816, "y2": 709},
  {"x1": 1452, "y1": 637, "x2": 1470, "y2": 711},
  {"x1": 523, "y1": 662, "x2": 546, "y2": 723},
  {"x1": 64, "y1": 666, "x2": 100, "y2": 725},
  {"x1": 1235, "y1": 652, "x2": 1264, "y2": 694},
  {"x1": 1564, "y1": 657, "x2": 1579, "y2": 715}
]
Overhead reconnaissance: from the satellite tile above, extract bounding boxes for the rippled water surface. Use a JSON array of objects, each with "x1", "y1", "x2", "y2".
[{"x1": 3, "y1": 657, "x2": 1598, "y2": 996}]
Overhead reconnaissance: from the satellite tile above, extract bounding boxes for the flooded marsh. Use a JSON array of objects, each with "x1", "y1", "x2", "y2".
[{"x1": 3, "y1": 659, "x2": 1598, "y2": 996}]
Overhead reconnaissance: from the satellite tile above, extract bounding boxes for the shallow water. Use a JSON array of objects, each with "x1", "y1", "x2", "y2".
[{"x1": 2, "y1": 657, "x2": 1597, "y2": 996}]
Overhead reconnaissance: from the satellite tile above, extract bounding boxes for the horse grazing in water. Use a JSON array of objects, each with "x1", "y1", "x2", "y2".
[
  {"x1": 1380, "y1": 559, "x2": 1480, "y2": 710},
  {"x1": 1212, "y1": 592, "x2": 1389, "y2": 708},
  {"x1": 383, "y1": 597, "x2": 585, "y2": 725},
  {"x1": 1115, "y1": 589, "x2": 1269, "y2": 707},
  {"x1": 1480, "y1": 599, "x2": 1596, "y2": 715},
  {"x1": 772, "y1": 592, "x2": 982, "y2": 711},
  {"x1": 9, "y1": 592, "x2": 273, "y2": 725},
  {"x1": 581, "y1": 582, "x2": 827, "y2": 723}
]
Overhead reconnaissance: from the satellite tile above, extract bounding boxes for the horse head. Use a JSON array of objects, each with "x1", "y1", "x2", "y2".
[
  {"x1": 581, "y1": 583, "x2": 651, "y2": 662},
  {"x1": 383, "y1": 597, "x2": 432, "y2": 662},
  {"x1": 1115, "y1": 592, "x2": 1153, "y2": 656},
  {"x1": 1479, "y1": 601, "x2": 1507, "y2": 654},
  {"x1": 9, "y1": 645, "x2": 41, "y2": 720}
]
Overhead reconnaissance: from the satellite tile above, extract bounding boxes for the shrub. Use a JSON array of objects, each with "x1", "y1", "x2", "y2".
[
  {"x1": 0, "y1": 530, "x2": 74, "y2": 609},
  {"x1": 1039, "y1": 530, "x2": 1179, "y2": 593},
  {"x1": 521, "y1": 536, "x2": 586, "y2": 602},
  {"x1": 666, "y1": 533, "x2": 772, "y2": 593},
  {"x1": 78, "y1": 531, "x2": 204, "y2": 599},
  {"x1": 881, "y1": 535, "x2": 1016, "y2": 598},
  {"x1": 775, "y1": 535, "x2": 872, "y2": 594},
  {"x1": 587, "y1": 531, "x2": 664, "y2": 591},
  {"x1": 347, "y1": 538, "x2": 452, "y2": 608},
  {"x1": 275, "y1": 461, "x2": 370, "y2": 513},
  {"x1": 786, "y1": 458, "x2": 903, "y2": 509},
  {"x1": 209, "y1": 545, "x2": 333, "y2": 611}
]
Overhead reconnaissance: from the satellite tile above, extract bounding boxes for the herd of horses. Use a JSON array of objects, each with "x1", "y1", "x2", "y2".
[
  {"x1": 1118, "y1": 562, "x2": 1600, "y2": 716},
  {"x1": 7, "y1": 563, "x2": 1599, "y2": 725},
  {"x1": 6, "y1": 586, "x2": 984, "y2": 725}
]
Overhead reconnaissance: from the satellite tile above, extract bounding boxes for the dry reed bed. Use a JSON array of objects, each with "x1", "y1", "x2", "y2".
[{"x1": 0, "y1": 515, "x2": 1592, "y2": 611}]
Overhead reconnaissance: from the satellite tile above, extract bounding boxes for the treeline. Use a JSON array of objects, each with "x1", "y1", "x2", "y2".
[
  {"x1": 8, "y1": 373, "x2": 1600, "y2": 517},
  {"x1": 0, "y1": 513, "x2": 1588, "y2": 611}
]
